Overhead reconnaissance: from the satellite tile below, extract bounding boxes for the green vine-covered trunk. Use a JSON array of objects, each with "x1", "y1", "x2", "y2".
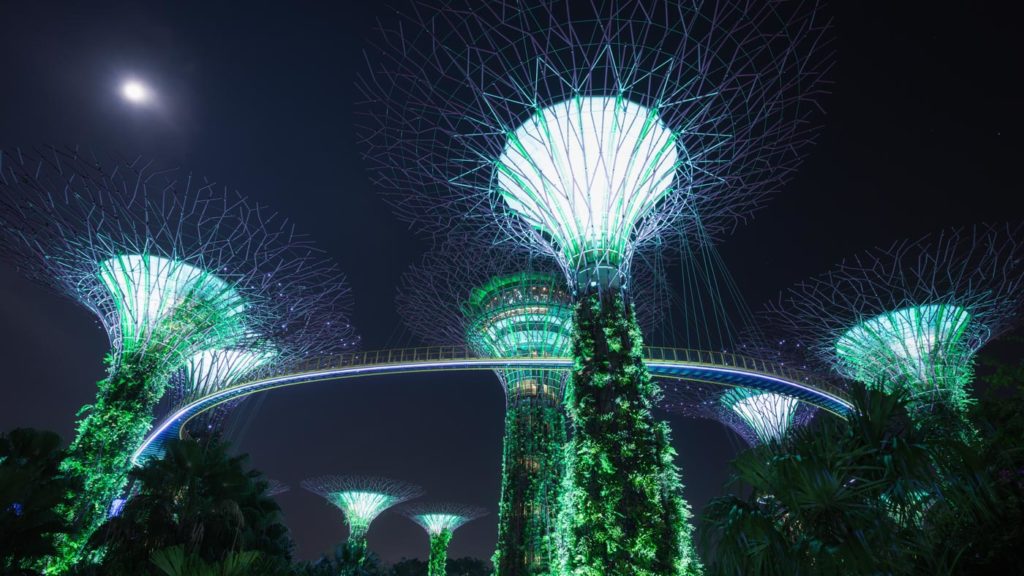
[
  {"x1": 559, "y1": 292, "x2": 702, "y2": 576},
  {"x1": 51, "y1": 351, "x2": 172, "y2": 572},
  {"x1": 493, "y1": 378, "x2": 566, "y2": 575},
  {"x1": 428, "y1": 530, "x2": 453, "y2": 576},
  {"x1": 346, "y1": 535, "x2": 368, "y2": 568}
]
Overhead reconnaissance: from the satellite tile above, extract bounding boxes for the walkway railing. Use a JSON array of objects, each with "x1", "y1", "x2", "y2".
[{"x1": 179, "y1": 345, "x2": 848, "y2": 407}]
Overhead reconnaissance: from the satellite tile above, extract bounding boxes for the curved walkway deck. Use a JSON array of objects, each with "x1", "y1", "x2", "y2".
[{"x1": 133, "y1": 346, "x2": 851, "y2": 464}]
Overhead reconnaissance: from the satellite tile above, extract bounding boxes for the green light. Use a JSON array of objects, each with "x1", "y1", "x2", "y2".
[
  {"x1": 97, "y1": 254, "x2": 248, "y2": 363},
  {"x1": 328, "y1": 490, "x2": 402, "y2": 540},
  {"x1": 496, "y1": 96, "x2": 679, "y2": 284},
  {"x1": 721, "y1": 389, "x2": 799, "y2": 444},
  {"x1": 414, "y1": 514, "x2": 466, "y2": 535},
  {"x1": 836, "y1": 304, "x2": 973, "y2": 405},
  {"x1": 464, "y1": 272, "x2": 573, "y2": 358}
]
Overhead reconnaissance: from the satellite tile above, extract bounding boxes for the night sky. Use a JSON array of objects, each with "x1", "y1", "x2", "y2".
[{"x1": 0, "y1": 0, "x2": 1021, "y2": 565}]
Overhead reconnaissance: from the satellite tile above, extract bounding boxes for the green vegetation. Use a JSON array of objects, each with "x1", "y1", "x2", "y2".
[
  {"x1": 0, "y1": 429, "x2": 79, "y2": 574},
  {"x1": 559, "y1": 292, "x2": 701, "y2": 576},
  {"x1": 699, "y1": 357, "x2": 1024, "y2": 575}
]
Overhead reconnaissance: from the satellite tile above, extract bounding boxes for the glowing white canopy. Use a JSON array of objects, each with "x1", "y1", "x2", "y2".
[
  {"x1": 97, "y1": 254, "x2": 247, "y2": 356},
  {"x1": 183, "y1": 346, "x2": 276, "y2": 398},
  {"x1": 496, "y1": 96, "x2": 679, "y2": 285},
  {"x1": 722, "y1": 389, "x2": 800, "y2": 444}
]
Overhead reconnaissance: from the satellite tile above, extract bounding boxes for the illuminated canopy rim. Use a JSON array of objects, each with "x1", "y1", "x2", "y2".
[
  {"x1": 835, "y1": 304, "x2": 974, "y2": 393},
  {"x1": 496, "y1": 96, "x2": 682, "y2": 283}
]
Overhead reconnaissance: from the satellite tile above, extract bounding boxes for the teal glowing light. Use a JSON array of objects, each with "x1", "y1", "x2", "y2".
[
  {"x1": 835, "y1": 304, "x2": 973, "y2": 404},
  {"x1": 721, "y1": 388, "x2": 800, "y2": 444},
  {"x1": 413, "y1": 513, "x2": 471, "y2": 536},
  {"x1": 97, "y1": 254, "x2": 247, "y2": 362},
  {"x1": 496, "y1": 96, "x2": 680, "y2": 285},
  {"x1": 464, "y1": 272, "x2": 573, "y2": 398},
  {"x1": 328, "y1": 491, "x2": 403, "y2": 540},
  {"x1": 182, "y1": 344, "x2": 276, "y2": 398}
]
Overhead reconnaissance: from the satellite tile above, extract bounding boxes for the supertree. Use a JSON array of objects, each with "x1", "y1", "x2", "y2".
[
  {"x1": 0, "y1": 147, "x2": 357, "y2": 570},
  {"x1": 765, "y1": 224, "x2": 1024, "y2": 433},
  {"x1": 302, "y1": 475, "x2": 424, "y2": 565},
  {"x1": 363, "y1": 1, "x2": 831, "y2": 573},
  {"x1": 398, "y1": 245, "x2": 572, "y2": 575},
  {"x1": 401, "y1": 502, "x2": 487, "y2": 576}
]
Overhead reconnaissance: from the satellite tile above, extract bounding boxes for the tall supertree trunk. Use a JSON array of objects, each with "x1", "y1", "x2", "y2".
[
  {"x1": 559, "y1": 292, "x2": 701, "y2": 576},
  {"x1": 51, "y1": 351, "x2": 172, "y2": 572},
  {"x1": 494, "y1": 382, "x2": 566, "y2": 575}
]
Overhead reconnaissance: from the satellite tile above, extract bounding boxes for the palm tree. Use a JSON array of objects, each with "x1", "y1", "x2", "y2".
[
  {"x1": 700, "y1": 384, "x2": 991, "y2": 575},
  {"x1": 0, "y1": 428, "x2": 79, "y2": 573},
  {"x1": 91, "y1": 438, "x2": 292, "y2": 574}
]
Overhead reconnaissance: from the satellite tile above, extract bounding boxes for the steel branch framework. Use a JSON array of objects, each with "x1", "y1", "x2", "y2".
[
  {"x1": 766, "y1": 224, "x2": 1024, "y2": 413},
  {"x1": 361, "y1": 0, "x2": 833, "y2": 288}
]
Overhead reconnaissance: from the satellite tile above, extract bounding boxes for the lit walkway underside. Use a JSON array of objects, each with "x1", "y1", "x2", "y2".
[{"x1": 134, "y1": 346, "x2": 851, "y2": 464}]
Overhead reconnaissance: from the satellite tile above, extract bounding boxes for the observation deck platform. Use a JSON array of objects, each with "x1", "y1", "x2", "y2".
[{"x1": 133, "y1": 346, "x2": 851, "y2": 464}]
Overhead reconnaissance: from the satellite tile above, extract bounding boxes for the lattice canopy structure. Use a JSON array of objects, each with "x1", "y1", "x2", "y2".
[
  {"x1": 362, "y1": 0, "x2": 833, "y2": 290},
  {"x1": 662, "y1": 381, "x2": 816, "y2": 447},
  {"x1": 302, "y1": 474, "x2": 424, "y2": 556},
  {"x1": 767, "y1": 224, "x2": 1024, "y2": 414},
  {"x1": 403, "y1": 502, "x2": 487, "y2": 536},
  {"x1": 0, "y1": 146, "x2": 357, "y2": 570}
]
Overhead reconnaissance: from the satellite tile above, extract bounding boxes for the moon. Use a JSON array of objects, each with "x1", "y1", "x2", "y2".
[{"x1": 121, "y1": 79, "x2": 151, "y2": 104}]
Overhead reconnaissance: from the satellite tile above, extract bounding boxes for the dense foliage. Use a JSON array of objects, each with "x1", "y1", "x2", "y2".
[
  {"x1": 492, "y1": 396, "x2": 565, "y2": 575},
  {"x1": 699, "y1": 374, "x2": 1024, "y2": 575},
  {"x1": 0, "y1": 429, "x2": 78, "y2": 574},
  {"x1": 559, "y1": 293, "x2": 701, "y2": 575},
  {"x1": 86, "y1": 438, "x2": 291, "y2": 575}
]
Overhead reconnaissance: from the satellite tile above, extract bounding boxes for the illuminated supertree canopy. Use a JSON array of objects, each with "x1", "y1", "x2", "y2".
[
  {"x1": 399, "y1": 244, "x2": 576, "y2": 399},
  {"x1": 361, "y1": 0, "x2": 833, "y2": 290},
  {"x1": 766, "y1": 224, "x2": 1024, "y2": 417},
  {"x1": 302, "y1": 475, "x2": 424, "y2": 563},
  {"x1": 365, "y1": 3, "x2": 830, "y2": 572},
  {"x1": 0, "y1": 147, "x2": 357, "y2": 570},
  {"x1": 402, "y1": 502, "x2": 487, "y2": 576}
]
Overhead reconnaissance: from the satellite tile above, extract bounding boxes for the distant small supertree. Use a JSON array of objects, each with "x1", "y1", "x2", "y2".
[
  {"x1": 766, "y1": 224, "x2": 1024, "y2": 427},
  {"x1": 0, "y1": 147, "x2": 356, "y2": 570},
  {"x1": 662, "y1": 381, "x2": 815, "y2": 447},
  {"x1": 302, "y1": 475, "x2": 424, "y2": 565},
  {"x1": 363, "y1": 2, "x2": 831, "y2": 571},
  {"x1": 401, "y1": 503, "x2": 487, "y2": 576}
]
